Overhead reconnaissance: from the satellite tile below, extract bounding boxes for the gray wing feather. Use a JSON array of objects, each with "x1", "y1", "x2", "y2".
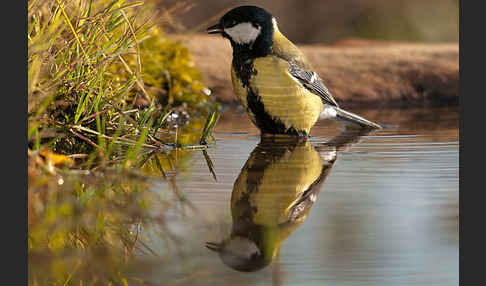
[{"x1": 288, "y1": 63, "x2": 339, "y2": 107}]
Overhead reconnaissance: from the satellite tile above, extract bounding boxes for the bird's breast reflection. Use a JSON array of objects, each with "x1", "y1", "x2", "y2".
[{"x1": 206, "y1": 129, "x2": 370, "y2": 272}]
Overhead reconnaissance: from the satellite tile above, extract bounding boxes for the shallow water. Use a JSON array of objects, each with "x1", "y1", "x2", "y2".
[{"x1": 144, "y1": 106, "x2": 459, "y2": 286}]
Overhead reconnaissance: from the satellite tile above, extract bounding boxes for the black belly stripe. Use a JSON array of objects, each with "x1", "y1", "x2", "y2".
[
  {"x1": 233, "y1": 54, "x2": 307, "y2": 136},
  {"x1": 247, "y1": 89, "x2": 303, "y2": 135},
  {"x1": 233, "y1": 138, "x2": 300, "y2": 231}
]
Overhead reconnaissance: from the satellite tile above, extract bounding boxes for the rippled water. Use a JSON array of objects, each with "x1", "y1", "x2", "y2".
[{"x1": 144, "y1": 107, "x2": 459, "y2": 286}]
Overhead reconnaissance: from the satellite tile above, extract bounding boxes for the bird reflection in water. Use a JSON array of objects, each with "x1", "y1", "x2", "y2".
[{"x1": 206, "y1": 128, "x2": 371, "y2": 272}]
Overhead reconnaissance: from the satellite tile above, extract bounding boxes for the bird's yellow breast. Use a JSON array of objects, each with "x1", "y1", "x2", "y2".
[{"x1": 249, "y1": 56, "x2": 324, "y2": 134}]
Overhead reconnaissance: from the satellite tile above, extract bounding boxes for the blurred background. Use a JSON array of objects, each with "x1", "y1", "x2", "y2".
[{"x1": 158, "y1": 0, "x2": 459, "y2": 44}]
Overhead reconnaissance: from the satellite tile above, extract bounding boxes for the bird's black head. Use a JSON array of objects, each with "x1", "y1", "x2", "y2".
[{"x1": 207, "y1": 6, "x2": 275, "y2": 57}]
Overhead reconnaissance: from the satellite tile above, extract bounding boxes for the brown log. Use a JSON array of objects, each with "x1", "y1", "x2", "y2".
[{"x1": 173, "y1": 34, "x2": 458, "y2": 108}]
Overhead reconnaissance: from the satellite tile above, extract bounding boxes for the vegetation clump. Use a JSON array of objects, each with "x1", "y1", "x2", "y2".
[{"x1": 28, "y1": 0, "x2": 216, "y2": 159}]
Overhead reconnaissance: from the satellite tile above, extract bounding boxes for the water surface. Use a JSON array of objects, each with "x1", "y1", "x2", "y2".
[{"x1": 144, "y1": 106, "x2": 458, "y2": 286}]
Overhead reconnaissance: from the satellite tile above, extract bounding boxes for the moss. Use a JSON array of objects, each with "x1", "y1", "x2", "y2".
[
  {"x1": 105, "y1": 27, "x2": 212, "y2": 114},
  {"x1": 140, "y1": 27, "x2": 210, "y2": 109}
]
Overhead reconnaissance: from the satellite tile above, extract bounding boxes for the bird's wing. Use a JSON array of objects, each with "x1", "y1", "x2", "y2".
[
  {"x1": 285, "y1": 155, "x2": 336, "y2": 222},
  {"x1": 287, "y1": 62, "x2": 339, "y2": 107}
]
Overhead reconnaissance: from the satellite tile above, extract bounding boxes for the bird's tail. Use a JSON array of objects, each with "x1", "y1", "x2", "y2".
[{"x1": 334, "y1": 108, "x2": 382, "y2": 129}]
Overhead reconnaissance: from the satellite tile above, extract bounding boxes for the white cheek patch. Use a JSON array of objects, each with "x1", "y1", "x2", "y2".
[
  {"x1": 224, "y1": 22, "x2": 261, "y2": 44},
  {"x1": 224, "y1": 237, "x2": 260, "y2": 259}
]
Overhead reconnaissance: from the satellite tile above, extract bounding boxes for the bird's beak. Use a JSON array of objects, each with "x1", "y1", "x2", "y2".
[
  {"x1": 207, "y1": 23, "x2": 223, "y2": 34},
  {"x1": 206, "y1": 241, "x2": 222, "y2": 252}
]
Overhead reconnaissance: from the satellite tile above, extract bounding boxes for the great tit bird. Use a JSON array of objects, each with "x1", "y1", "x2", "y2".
[
  {"x1": 207, "y1": 6, "x2": 382, "y2": 136},
  {"x1": 206, "y1": 128, "x2": 371, "y2": 272}
]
